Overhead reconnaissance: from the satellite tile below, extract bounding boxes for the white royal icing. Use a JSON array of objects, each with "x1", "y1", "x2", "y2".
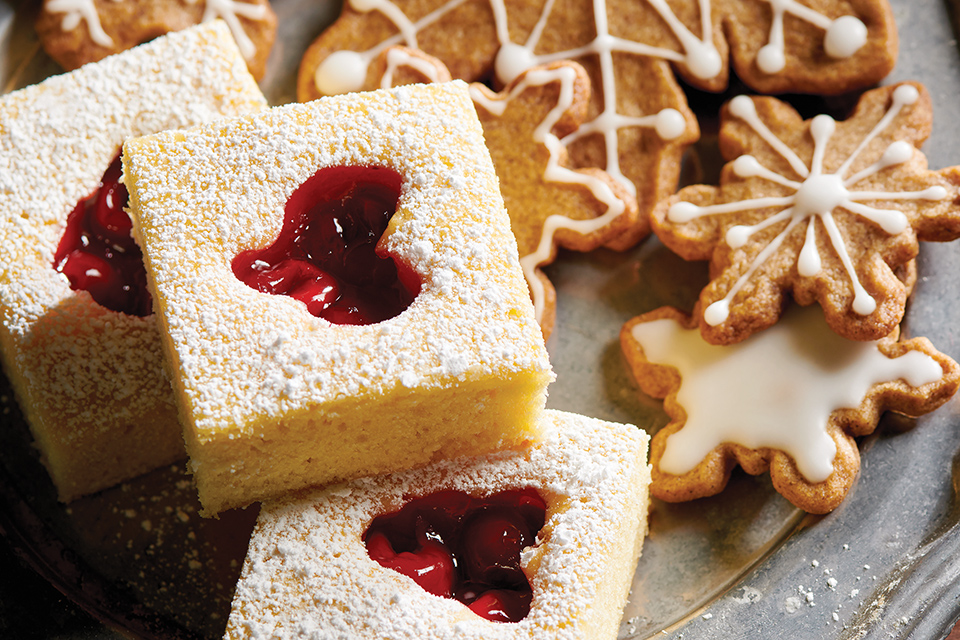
[
  {"x1": 46, "y1": 0, "x2": 267, "y2": 61},
  {"x1": 668, "y1": 85, "x2": 947, "y2": 326},
  {"x1": 470, "y1": 65, "x2": 627, "y2": 324},
  {"x1": 755, "y1": 0, "x2": 868, "y2": 74},
  {"x1": 629, "y1": 304, "x2": 943, "y2": 483}
]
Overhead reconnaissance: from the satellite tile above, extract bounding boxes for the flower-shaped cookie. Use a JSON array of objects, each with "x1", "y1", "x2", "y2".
[
  {"x1": 36, "y1": 0, "x2": 278, "y2": 79},
  {"x1": 652, "y1": 82, "x2": 960, "y2": 345},
  {"x1": 621, "y1": 304, "x2": 960, "y2": 513}
]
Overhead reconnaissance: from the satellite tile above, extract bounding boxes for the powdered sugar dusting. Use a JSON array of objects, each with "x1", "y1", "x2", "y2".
[
  {"x1": 0, "y1": 21, "x2": 267, "y2": 500},
  {"x1": 224, "y1": 410, "x2": 651, "y2": 640},
  {"x1": 123, "y1": 80, "x2": 552, "y2": 433}
]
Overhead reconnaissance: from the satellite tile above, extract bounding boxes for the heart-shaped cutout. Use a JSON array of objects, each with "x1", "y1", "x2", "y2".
[
  {"x1": 54, "y1": 154, "x2": 152, "y2": 317},
  {"x1": 233, "y1": 165, "x2": 420, "y2": 325},
  {"x1": 364, "y1": 488, "x2": 546, "y2": 623}
]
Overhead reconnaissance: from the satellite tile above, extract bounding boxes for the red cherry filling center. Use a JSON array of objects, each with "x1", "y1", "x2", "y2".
[
  {"x1": 232, "y1": 165, "x2": 420, "y2": 325},
  {"x1": 364, "y1": 488, "x2": 546, "y2": 623},
  {"x1": 53, "y1": 155, "x2": 152, "y2": 317}
]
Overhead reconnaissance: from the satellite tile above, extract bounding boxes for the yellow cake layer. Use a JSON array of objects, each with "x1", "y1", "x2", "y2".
[
  {"x1": 122, "y1": 81, "x2": 554, "y2": 516},
  {"x1": 224, "y1": 409, "x2": 651, "y2": 640},
  {"x1": 0, "y1": 22, "x2": 267, "y2": 501}
]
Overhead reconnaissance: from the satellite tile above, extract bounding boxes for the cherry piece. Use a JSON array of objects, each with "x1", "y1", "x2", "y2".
[
  {"x1": 364, "y1": 488, "x2": 546, "y2": 623},
  {"x1": 232, "y1": 165, "x2": 420, "y2": 325},
  {"x1": 53, "y1": 154, "x2": 152, "y2": 317}
]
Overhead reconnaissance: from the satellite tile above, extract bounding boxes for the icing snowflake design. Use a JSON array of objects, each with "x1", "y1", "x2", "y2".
[
  {"x1": 313, "y1": 0, "x2": 872, "y2": 197},
  {"x1": 665, "y1": 84, "x2": 949, "y2": 334}
]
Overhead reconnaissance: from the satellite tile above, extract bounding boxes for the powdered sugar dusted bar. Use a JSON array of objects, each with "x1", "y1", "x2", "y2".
[
  {"x1": 0, "y1": 21, "x2": 267, "y2": 502},
  {"x1": 224, "y1": 409, "x2": 650, "y2": 640},
  {"x1": 122, "y1": 81, "x2": 554, "y2": 516}
]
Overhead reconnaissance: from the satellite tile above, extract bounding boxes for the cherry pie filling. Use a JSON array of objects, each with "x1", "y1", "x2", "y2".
[
  {"x1": 364, "y1": 488, "x2": 547, "y2": 623},
  {"x1": 54, "y1": 154, "x2": 152, "y2": 317},
  {"x1": 232, "y1": 165, "x2": 420, "y2": 325}
]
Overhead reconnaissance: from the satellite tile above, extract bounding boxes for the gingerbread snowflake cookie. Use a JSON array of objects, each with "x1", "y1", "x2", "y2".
[
  {"x1": 621, "y1": 304, "x2": 960, "y2": 513},
  {"x1": 35, "y1": 0, "x2": 278, "y2": 79},
  {"x1": 652, "y1": 82, "x2": 960, "y2": 346}
]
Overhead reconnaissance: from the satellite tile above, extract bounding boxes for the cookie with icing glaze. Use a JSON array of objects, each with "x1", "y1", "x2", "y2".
[
  {"x1": 122, "y1": 81, "x2": 554, "y2": 516},
  {"x1": 652, "y1": 82, "x2": 960, "y2": 346},
  {"x1": 35, "y1": 1, "x2": 278, "y2": 80},
  {"x1": 620, "y1": 304, "x2": 960, "y2": 513},
  {"x1": 223, "y1": 409, "x2": 651, "y2": 640}
]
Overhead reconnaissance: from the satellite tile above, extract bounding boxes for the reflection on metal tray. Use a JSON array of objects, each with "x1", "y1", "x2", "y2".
[{"x1": 2, "y1": 0, "x2": 960, "y2": 638}]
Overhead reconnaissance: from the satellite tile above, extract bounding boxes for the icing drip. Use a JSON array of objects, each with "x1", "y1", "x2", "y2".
[
  {"x1": 470, "y1": 66, "x2": 627, "y2": 323},
  {"x1": 755, "y1": 0, "x2": 868, "y2": 73},
  {"x1": 668, "y1": 85, "x2": 947, "y2": 325},
  {"x1": 187, "y1": 0, "x2": 268, "y2": 61},
  {"x1": 630, "y1": 305, "x2": 943, "y2": 483},
  {"x1": 380, "y1": 48, "x2": 447, "y2": 88},
  {"x1": 47, "y1": 0, "x2": 268, "y2": 60},
  {"x1": 46, "y1": 0, "x2": 118, "y2": 48}
]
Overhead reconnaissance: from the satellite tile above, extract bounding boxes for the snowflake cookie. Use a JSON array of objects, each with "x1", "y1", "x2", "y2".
[
  {"x1": 652, "y1": 82, "x2": 960, "y2": 346},
  {"x1": 621, "y1": 304, "x2": 960, "y2": 513},
  {"x1": 35, "y1": 0, "x2": 278, "y2": 79},
  {"x1": 224, "y1": 409, "x2": 651, "y2": 640}
]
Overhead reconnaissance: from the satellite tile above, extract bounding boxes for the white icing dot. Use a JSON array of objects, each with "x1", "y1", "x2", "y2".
[
  {"x1": 684, "y1": 41, "x2": 723, "y2": 80},
  {"x1": 810, "y1": 114, "x2": 836, "y2": 139},
  {"x1": 728, "y1": 95, "x2": 757, "y2": 120},
  {"x1": 880, "y1": 140, "x2": 913, "y2": 166},
  {"x1": 733, "y1": 155, "x2": 762, "y2": 178},
  {"x1": 757, "y1": 44, "x2": 786, "y2": 74},
  {"x1": 852, "y1": 290, "x2": 877, "y2": 315},
  {"x1": 924, "y1": 186, "x2": 948, "y2": 200},
  {"x1": 704, "y1": 300, "x2": 730, "y2": 326},
  {"x1": 668, "y1": 201, "x2": 700, "y2": 223},
  {"x1": 654, "y1": 108, "x2": 686, "y2": 140},
  {"x1": 314, "y1": 50, "x2": 368, "y2": 95},
  {"x1": 726, "y1": 225, "x2": 751, "y2": 249},
  {"x1": 494, "y1": 43, "x2": 536, "y2": 85},
  {"x1": 824, "y1": 16, "x2": 868, "y2": 59},
  {"x1": 893, "y1": 84, "x2": 920, "y2": 106}
]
